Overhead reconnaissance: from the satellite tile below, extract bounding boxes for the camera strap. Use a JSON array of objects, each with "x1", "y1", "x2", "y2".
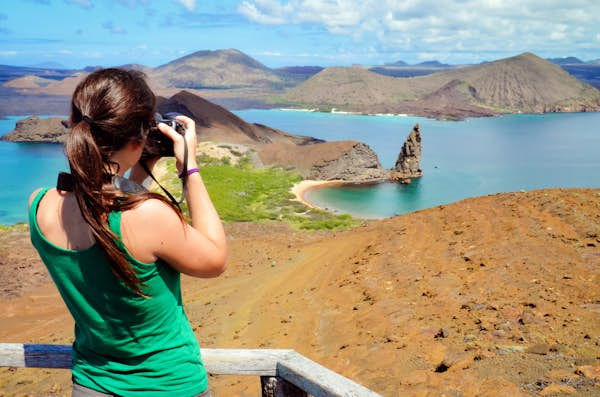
[{"x1": 140, "y1": 137, "x2": 189, "y2": 212}]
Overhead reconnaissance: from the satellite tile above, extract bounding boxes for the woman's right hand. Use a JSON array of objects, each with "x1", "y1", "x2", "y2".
[{"x1": 157, "y1": 115, "x2": 198, "y2": 174}]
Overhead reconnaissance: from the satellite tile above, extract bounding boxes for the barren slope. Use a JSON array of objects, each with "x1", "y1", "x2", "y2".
[
  {"x1": 150, "y1": 49, "x2": 285, "y2": 90},
  {"x1": 284, "y1": 53, "x2": 600, "y2": 117},
  {"x1": 1, "y1": 188, "x2": 599, "y2": 396}
]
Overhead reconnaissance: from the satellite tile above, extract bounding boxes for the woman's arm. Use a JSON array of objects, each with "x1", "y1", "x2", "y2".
[
  {"x1": 126, "y1": 198, "x2": 226, "y2": 277},
  {"x1": 135, "y1": 116, "x2": 227, "y2": 277}
]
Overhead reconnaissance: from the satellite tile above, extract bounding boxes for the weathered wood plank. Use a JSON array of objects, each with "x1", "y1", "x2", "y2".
[
  {"x1": 0, "y1": 344, "x2": 381, "y2": 396},
  {"x1": 0, "y1": 343, "x2": 25, "y2": 367},
  {"x1": 23, "y1": 344, "x2": 72, "y2": 368},
  {"x1": 201, "y1": 348, "x2": 295, "y2": 376},
  {"x1": 276, "y1": 352, "x2": 382, "y2": 397},
  {"x1": 0, "y1": 344, "x2": 294, "y2": 375},
  {"x1": 0, "y1": 343, "x2": 71, "y2": 368}
]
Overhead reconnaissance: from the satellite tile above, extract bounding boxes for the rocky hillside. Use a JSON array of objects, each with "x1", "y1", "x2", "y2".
[
  {"x1": 3, "y1": 72, "x2": 88, "y2": 96},
  {"x1": 150, "y1": 49, "x2": 289, "y2": 90},
  {"x1": 2, "y1": 188, "x2": 599, "y2": 396},
  {"x1": 156, "y1": 90, "x2": 321, "y2": 146},
  {"x1": 1, "y1": 116, "x2": 67, "y2": 142},
  {"x1": 284, "y1": 52, "x2": 600, "y2": 119},
  {"x1": 258, "y1": 140, "x2": 389, "y2": 182},
  {"x1": 2, "y1": 75, "x2": 55, "y2": 89}
]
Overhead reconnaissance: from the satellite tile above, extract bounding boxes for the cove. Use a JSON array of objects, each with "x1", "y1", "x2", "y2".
[{"x1": 235, "y1": 110, "x2": 600, "y2": 218}]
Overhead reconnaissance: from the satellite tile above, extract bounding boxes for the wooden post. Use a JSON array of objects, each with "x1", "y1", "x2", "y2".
[{"x1": 261, "y1": 376, "x2": 308, "y2": 397}]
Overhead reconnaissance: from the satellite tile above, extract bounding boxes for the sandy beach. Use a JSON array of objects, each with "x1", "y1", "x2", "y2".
[{"x1": 290, "y1": 179, "x2": 347, "y2": 209}]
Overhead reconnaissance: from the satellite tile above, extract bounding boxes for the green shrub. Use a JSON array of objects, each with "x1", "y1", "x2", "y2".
[{"x1": 156, "y1": 158, "x2": 358, "y2": 230}]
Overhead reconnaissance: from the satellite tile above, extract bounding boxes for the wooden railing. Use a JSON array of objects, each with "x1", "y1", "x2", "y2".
[{"x1": 0, "y1": 343, "x2": 381, "y2": 397}]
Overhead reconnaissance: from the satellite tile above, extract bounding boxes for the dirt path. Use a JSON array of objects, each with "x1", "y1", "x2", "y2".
[{"x1": 1, "y1": 189, "x2": 599, "y2": 396}]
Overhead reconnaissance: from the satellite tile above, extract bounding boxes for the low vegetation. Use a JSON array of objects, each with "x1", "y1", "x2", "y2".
[
  {"x1": 0, "y1": 223, "x2": 28, "y2": 233},
  {"x1": 157, "y1": 153, "x2": 359, "y2": 231}
]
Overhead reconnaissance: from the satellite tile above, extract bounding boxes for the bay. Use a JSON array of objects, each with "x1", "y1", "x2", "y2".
[
  {"x1": 0, "y1": 111, "x2": 599, "y2": 224},
  {"x1": 235, "y1": 110, "x2": 600, "y2": 218}
]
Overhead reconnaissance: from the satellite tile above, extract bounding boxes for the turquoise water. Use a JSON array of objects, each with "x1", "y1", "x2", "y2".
[
  {"x1": 1, "y1": 111, "x2": 599, "y2": 223},
  {"x1": 235, "y1": 110, "x2": 600, "y2": 218},
  {"x1": 0, "y1": 116, "x2": 67, "y2": 225}
]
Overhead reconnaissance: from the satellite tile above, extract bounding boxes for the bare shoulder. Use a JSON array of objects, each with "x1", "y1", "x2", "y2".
[{"x1": 125, "y1": 198, "x2": 184, "y2": 228}]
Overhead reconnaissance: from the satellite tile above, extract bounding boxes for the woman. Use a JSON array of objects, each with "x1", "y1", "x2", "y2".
[{"x1": 28, "y1": 68, "x2": 226, "y2": 396}]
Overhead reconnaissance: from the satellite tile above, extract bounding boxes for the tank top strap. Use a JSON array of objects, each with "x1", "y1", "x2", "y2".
[
  {"x1": 107, "y1": 211, "x2": 123, "y2": 240},
  {"x1": 28, "y1": 187, "x2": 51, "y2": 225}
]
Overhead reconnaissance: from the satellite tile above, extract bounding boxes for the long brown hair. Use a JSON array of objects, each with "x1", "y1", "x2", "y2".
[{"x1": 65, "y1": 68, "x2": 181, "y2": 295}]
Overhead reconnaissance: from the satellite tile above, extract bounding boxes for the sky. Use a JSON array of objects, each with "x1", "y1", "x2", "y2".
[{"x1": 1, "y1": 0, "x2": 599, "y2": 69}]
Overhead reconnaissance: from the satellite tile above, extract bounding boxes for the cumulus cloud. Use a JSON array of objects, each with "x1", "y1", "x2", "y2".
[
  {"x1": 64, "y1": 0, "x2": 94, "y2": 9},
  {"x1": 178, "y1": 0, "x2": 196, "y2": 12},
  {"x1": 237, "y1": 0, "x2": 600, "y2": 60},
  {"x1": 102, "y1": 21, "x2": 126, "y2": 34},
  {"x1": 116, "y1": 0, "x2": 149, "y2": 7},
  {"x1": 238, "y1": 0, "x2": 294, "y2": 24}
]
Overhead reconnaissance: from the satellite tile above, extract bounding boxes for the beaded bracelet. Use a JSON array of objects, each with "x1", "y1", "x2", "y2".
[{"x1": 178, "y1": 167, "x2": 199, "y2": 179}]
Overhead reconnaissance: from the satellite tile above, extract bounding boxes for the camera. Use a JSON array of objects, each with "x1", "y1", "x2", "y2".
[{"x1": 141, "y1": 112, "x2": 185, "y2": 159}]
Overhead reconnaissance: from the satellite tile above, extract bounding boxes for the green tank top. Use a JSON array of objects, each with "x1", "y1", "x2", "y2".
[{"x1": 29, "y1": 188, "x2": 208, "y2": 396}]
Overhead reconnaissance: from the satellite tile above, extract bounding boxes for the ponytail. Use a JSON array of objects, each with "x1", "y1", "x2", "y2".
[
  {"x1": 65, "y1": 119, "x2": 145, "y2": 295},
  {"x1": 66, "y1": 68, "x2": 184, "y2": 296}
]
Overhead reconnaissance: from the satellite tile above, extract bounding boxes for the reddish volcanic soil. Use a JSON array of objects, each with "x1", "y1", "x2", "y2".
[{"x1": 0, "y1": 188, "x2": 599, "y2": 396}]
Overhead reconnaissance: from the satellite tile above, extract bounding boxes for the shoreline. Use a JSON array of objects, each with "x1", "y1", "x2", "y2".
[{"x1": 291, "y1": 179, "x2": 347, "y2": 210}]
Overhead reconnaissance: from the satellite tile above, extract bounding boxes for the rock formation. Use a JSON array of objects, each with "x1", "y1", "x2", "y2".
[
  {"x1": 391, "y1": 123, "x2": 422, "y2": 183},
  {"x1": 259, "y1": 140, "x2": 389, "y2": 182},
  {"x1": 1, "y1": 116, "x2": 68, "y2": 143}
]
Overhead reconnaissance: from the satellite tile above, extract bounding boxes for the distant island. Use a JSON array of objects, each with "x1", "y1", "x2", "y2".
[
  {"x1": 282, "y1": 52, "x2": 600, "y2": 120},
  {"x1": 2, "y1": 91, "x2": 422, "y2": 185},
  {"x1": 2, "y1": 50, "x2": 600, "y2": 120}
]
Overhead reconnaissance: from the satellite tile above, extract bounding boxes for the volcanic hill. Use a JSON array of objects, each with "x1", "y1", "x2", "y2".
[
  {"x1": 156, "y1": 90, "x2": 321, "y2": 146},
  {"x1": 149, "y1": 49, "x2": 293, "y2": 90},
  {"x1": 284, "y1": 52, "x2": 600, "y2": 119}
]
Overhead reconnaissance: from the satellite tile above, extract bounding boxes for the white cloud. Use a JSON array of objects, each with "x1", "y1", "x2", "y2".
[
  {"x1": 64, "y1": 0, "x2": 94, "y2": 9},
  {"x1": 259, "y1": 51, "x2": 283, "y2": 56},
  {"x1": 178, "y1": 0, "x2": 196, "y2": 12},
  {"x1": 237, "y1": 0, "x2": 600, "y2": 59},
  {"x1": 102, "y1": 21, "x2": 126, "y2": 34},
  {"x1": 116, "y1": 0, "x2": 149, "y2": 7},
  {"x1": 238, "y1": 0, "x2": 292, "y2": 24},
  {"x1": 0, "y1": 50, "x2": 17, "y2": 56}
]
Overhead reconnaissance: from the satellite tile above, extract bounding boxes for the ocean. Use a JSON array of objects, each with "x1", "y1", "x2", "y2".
[
  {"x1": 235, "y1": 110, "x2": 600, "y2": 218},
  {"x1": 1, "y1": 111, "x2": 599, "y2": 224},
  {"x1": 0, "y1": 116, "x2": 67, "y2": 225}
]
